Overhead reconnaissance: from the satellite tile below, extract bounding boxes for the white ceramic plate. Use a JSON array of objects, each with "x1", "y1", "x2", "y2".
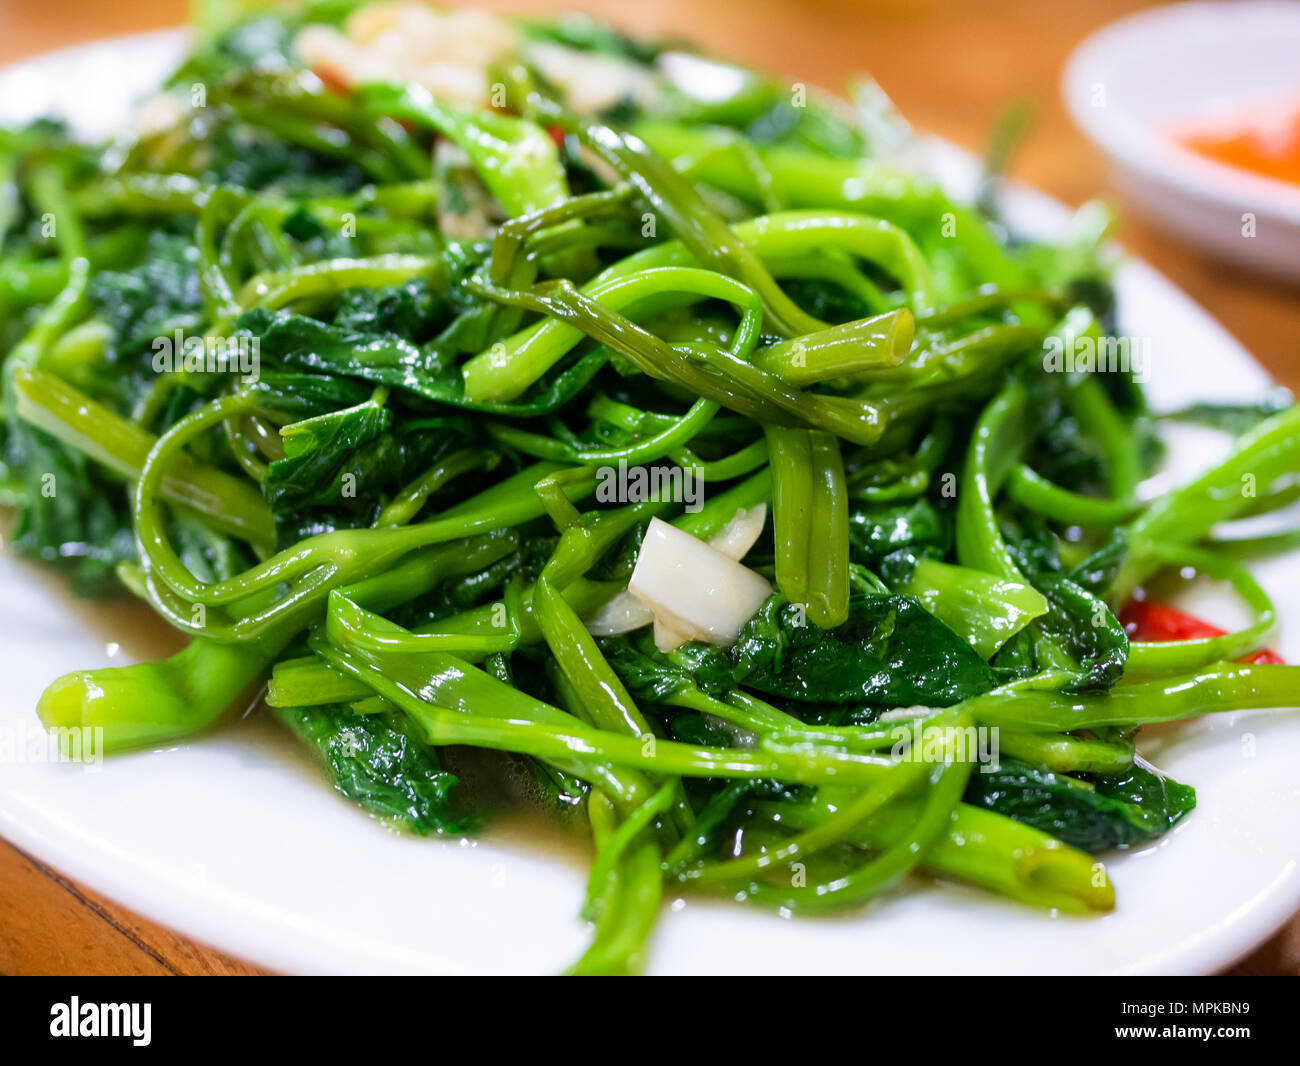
[
  {"x1": 2, "y1": 29, "x2": 1299, "y2": 976},
  {"x1": 1063, "y1": 0, "x2": 1300, "y2": 281}
]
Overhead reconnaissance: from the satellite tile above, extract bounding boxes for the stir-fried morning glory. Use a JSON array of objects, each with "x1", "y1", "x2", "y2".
[{"x1": 4, "y1": 2, "x2": 1299, "y2": 974}]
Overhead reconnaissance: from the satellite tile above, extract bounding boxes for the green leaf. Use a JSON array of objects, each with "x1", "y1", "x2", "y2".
[
  {"x1": 5, "y1": 420, "x2": 134, "y2": 596},
  {"x1": 89, "y1": 230, "x2": 202, "y2": 359},
  {"x1": 728, "y1": 594, "x2": 998, "y2": 706},
  {"x1": 848, "y1": 497, "x2": 949, "y2": 567},
  {"x1": 272, "y1": 702, "x2": 474, "y2": 835},
  {"x1": 237, "y1": 306, "x2": 606, "y2": 417},
  {"x1": 265, "y1": 394, "x2": 392, "y2": 511},
  {"x1": 619, "y1": 594, "x2": 998, "y2": 709},
  {"x1": 1005, "y1": 524, "x2": 1129, "y2": 691},
  {"x1": 898, "y1": 554, "x2": 1048, "y2": 660},
  {"x1": 964, "y1": 757, "x2": 1195, "y2": 853}
]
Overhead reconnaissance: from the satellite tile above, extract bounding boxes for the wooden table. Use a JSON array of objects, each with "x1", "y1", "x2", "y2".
[{"x1": 1, "y1": 0, "x2": 1297, "y2": 976}]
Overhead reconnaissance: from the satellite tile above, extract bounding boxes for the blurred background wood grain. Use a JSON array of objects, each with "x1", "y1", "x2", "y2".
[{"x1": 0, "y1": 0, "x2": 1295, "y2": 975}]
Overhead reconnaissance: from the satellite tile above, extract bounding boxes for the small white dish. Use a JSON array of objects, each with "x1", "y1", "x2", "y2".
[{"x1": 1063, "y1": 0, "x2": 1300, "y2": 281}]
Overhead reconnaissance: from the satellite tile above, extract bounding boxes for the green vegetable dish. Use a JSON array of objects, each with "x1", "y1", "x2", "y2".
[{"x1": 4, "y1": 1, "x2": 1298, "y2": 974}]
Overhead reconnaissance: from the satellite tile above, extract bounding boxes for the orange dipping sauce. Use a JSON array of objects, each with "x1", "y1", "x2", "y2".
[{"x1": 1175, "y1": 102, "x2": 1300, "y2": 186}]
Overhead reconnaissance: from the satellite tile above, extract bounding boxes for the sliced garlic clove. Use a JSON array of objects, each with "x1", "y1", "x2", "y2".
[
  {"x1": 629, "y1": 518, "x2": 772, "y2": 649},
  {"x1": 707, "y1": 503, "x2": 767, "y2": 561},
  {"x1": 652, "y1": 615, "x2": 695, "y2": 653},
  {"x1": 584, "y1": 589, "x2": 656, "y2": 636}
]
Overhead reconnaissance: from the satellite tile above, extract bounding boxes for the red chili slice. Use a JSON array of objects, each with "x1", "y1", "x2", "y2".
[
  {"x1": 311, "y1": 66, "x2": 351, "y2": 96},
  {"x1": 1119, "y1": 600, "x2": 1285, "y2": 665}
]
